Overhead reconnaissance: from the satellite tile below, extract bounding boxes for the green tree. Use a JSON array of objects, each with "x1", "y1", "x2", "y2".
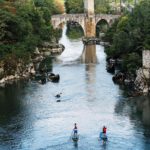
[
  {"x1": 105, "y1": 0, "x2": 150, "y2": 74},
  {"x1": 65, "y1": 0, "x2": 84, "y2": 14},
  {"x1": 0, "y1": 0, "x2": 62, "y2": 61}
]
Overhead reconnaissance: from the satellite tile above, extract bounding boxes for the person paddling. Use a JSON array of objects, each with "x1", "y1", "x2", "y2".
[
  {"x1": 73, "y1": 123, "x2": 78, "y2": 136},
  {"x1": 100, "y1": 126, "x2": 107, "y2": 144},
  {"x1": 103, "y1": 126, "x2": 107, "y2": 134}
]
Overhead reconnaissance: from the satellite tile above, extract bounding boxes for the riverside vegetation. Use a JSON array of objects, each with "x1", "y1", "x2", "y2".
[
  {"x1": 104, "y1": 0, "x2": 150, "y2": 94},
  {"x1": 0, "y1": 0, "x2": 64, "y2": 83},
  {"x1": 65, "y1": 0, "x2": 142, "y2": 14}
]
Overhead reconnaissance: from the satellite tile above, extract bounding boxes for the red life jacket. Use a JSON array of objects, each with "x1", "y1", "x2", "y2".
[{"x1": 103, "y1": 127, "x2": 106, "y2": 133}]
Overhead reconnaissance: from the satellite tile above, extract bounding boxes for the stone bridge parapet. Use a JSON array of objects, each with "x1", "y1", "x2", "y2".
[{"x1": 51, "y1": 14, "x2": 120, "y2": 36}]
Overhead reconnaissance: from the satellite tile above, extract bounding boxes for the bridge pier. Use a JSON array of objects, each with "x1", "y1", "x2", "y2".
[{"x1": 84, "y1": 16, "x2": 96, "y2": 37}]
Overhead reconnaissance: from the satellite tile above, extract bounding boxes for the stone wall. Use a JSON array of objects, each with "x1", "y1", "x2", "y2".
[
  {"x1": 143, "y1": 50, "x2": 150, "y2": 69},
  {"x1": 134, "y1": 50, "x2": 150, "y2": 94}
]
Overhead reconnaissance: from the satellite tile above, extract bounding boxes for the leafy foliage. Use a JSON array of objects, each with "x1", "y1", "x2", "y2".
[
  {"x1": 0, "y1": 0, "x2": 62, "y2": 61},
  {"x1": 65, "y1": 0, "x2": 84, "y2": 14},
  {"x1": 65, "y1": 0, "x2": 122, "y2": 14},
  {"x1": 105, "y1": 0, "x2": 150, "y2": 74},
  {"x1": 95, "y1": 0, "x2": 110, "y2": 14}
]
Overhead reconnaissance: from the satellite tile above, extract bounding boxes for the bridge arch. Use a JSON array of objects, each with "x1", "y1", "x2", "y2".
[
  {"x1": 51, "y1": 14, "x2": 120, "y2": 37},
  {"x1": 51, "y1": 14, "x2": 86, "y2": 35},
  {"x1": 96, "y1": 19, "x2": 109, "y2": 37},
  {"x1": 95, "y1": 14, "x2": 119, "y2": 27},
  {"x1": 96, "y1": 19, "x2": 109, "y2": 28},
  {"x1": 96, "y1": 18, "x2": 110, "y2": 27},
  {"x1": 66, "y1": 21, "x2": 85, "y2": 39}
]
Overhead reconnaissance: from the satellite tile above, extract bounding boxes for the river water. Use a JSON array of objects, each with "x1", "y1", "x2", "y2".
[{"x1": 0, "y1": 26, "x2": 150, "y2": 150}]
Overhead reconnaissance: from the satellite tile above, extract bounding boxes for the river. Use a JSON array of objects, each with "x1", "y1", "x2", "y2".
[{"x1": 0, "y1": 26, "x2": 150, "y2": 150}]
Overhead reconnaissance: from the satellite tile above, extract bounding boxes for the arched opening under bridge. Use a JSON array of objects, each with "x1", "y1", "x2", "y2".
[
  {"x1": 96, "y1": 19, "x2": 109, "y2": 38},
  {"x1": 66, "y1": 21, "x2": 84, "y2": 39}
]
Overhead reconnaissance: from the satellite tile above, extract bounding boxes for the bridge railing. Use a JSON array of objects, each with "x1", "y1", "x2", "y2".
[
  {"x1": 52, "y1": 14, "x2": 86, "y2": 18},
  {"x1": 52, "y1": 13, "x2": 121, "y2": 18}
]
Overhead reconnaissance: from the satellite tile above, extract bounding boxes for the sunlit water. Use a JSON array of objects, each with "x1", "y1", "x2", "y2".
[{"x1": 0, "y1": 26, "x2": 150, "y2": 150}]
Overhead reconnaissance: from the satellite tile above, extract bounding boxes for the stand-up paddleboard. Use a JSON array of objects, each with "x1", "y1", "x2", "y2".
[
  {"x1": 99, "y1": 132, "x2": 108, "y2": 142},
  {"x1": 72, "y1": 134, "x2": 79, "y2": 142}
]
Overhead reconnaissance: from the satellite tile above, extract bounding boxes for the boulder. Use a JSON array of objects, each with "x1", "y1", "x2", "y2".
[
  {"x1": 112, "y1": 72, "x2": 125, "y2": 84},
  {"x1": 106, "y1": 63, "x2": 115, "y2": 73},
  {"x1": 48, "y1": 73, "x2": 60, "y2": 83}
]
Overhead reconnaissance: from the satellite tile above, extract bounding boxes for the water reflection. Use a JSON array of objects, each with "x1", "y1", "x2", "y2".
[
  {"x1": 0, "y1": 81, "x2": 27, "y2": 124},
  {"x1": 0, "y1": 81, "x2": 31, "y2": 149},
  {"x1": 85, "y1": 64, "x2": 96, "y2": 101},
  {"x1": 115, "y1": 95, "x2": 150, "y2": 126},
  {"x1": 134, "y1": 96, "x2": 150, "y2": 126},
  {"x1": 81, "y1": 45, "x2": 97, "y2": 63},
  {"x1": 73, "y1": 141, "x2": 78, "y2": 148},
  {"x1": 85, "y1": 64, "x2": 96, "y2": 84}
]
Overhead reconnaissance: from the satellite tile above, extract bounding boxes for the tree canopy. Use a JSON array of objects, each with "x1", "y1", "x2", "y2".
[
  {"x1": 65, "y1": 0, "x2": 84, "y2": 14},
  {"x1": 0, "y1": 0, "x2": 62, "y2": 61},
  {"x1": 104, "y1": 0, "x2": 150, "y2": 74}
]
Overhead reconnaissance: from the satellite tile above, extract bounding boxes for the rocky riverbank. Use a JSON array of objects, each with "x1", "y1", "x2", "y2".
[
  {"x1": 134, "y1": 68, "x2": 150, "y2": 94},
  {"x1": 107, "y1": 50, "x2": 150, "y2": 96},
  {"x1": 0, "y1": 43, "x2": 65, "y2": 86}
]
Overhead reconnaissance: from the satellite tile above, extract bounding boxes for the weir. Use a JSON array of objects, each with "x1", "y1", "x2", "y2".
[{"x1": 51, "y1": 0, "x2": 120, "y2": 63}]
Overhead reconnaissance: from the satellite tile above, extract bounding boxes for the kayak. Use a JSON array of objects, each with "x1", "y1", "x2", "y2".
[{"x1": 99, "y1": 132, "x2": 108, "y2": 141}]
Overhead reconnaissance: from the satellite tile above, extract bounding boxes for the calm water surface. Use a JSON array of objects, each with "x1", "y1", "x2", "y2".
[{"x1": 0, "y1": 26, "x2": 150, "y2": 150}]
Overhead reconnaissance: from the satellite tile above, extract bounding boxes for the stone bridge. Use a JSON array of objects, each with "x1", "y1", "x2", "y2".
[
  {"x1": 51, "y1": 14, "x2": 120, "y2": 37},
  {"x1": 51, "y1": 0, "x2": 120, "y2": 37},
  {"x1": 51, "y1": 0, "x2": 121, "y2": 63}
]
